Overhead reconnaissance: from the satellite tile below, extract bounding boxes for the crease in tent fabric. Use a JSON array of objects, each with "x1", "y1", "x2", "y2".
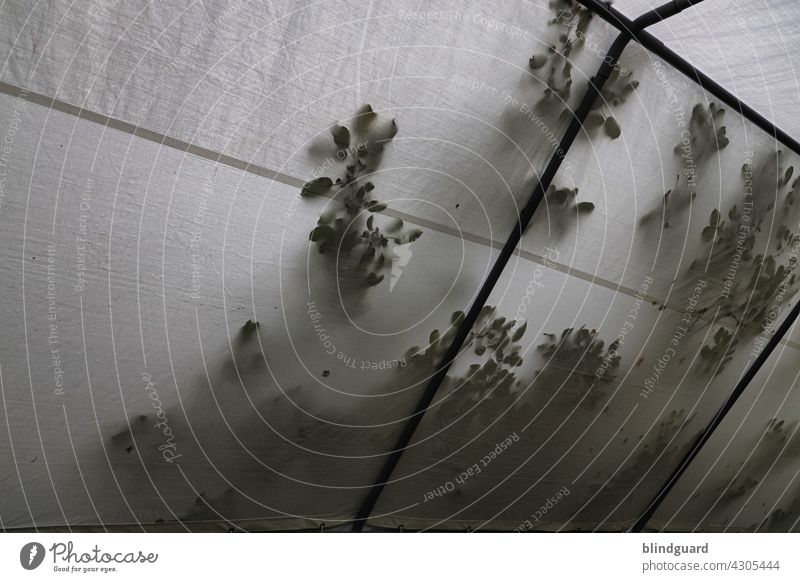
[
  {"x1": 349, "y1": 0, "x2": 711, "y2": 533},
  {"x1": 0, "y1": 81, "x2": 306, "y2": 190}
]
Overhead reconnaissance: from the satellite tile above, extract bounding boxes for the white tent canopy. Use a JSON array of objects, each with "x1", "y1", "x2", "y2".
[{"x1": 1, "y1": 0, "x2": 800, "y2": 532}]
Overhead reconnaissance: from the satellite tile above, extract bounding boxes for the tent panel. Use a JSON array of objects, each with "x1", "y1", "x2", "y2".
[
  {"x1": 611, "y1": 0, "x2": 800, "y2": 140},
  {"x1": 366, "y1": 41, "x2": 800, "y2": 532},
  {"x1": 0, "y1": 0, "x2": 617, "y2": 242},
  {"x1": 649, "y1": 337, "x2": 800, "y2": 532},
  {"x1": 0, "y1": 90, "x2": 513, "y2": 530}
]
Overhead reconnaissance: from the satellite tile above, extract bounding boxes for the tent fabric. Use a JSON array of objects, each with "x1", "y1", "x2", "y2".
[
  {"x1": 0, "y1": 0, "x2": 615, "y2": 531},
  {"x1": 0, "y1": 0, "x2": 799, "y2": 532},
  {"x1": 615, "y1": 0, "x2": 800, "y2": 140},
  {"x1": 369, "y1": 43, "x2": 800, "y2": 531},
  {"x1": 651, "y1": 345, "x2": 800, "y2": 532}
]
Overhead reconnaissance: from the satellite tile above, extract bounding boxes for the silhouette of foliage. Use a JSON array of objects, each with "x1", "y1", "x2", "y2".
[{"x1": 302, "y1": 104, "x2": 422, "y2": 287}]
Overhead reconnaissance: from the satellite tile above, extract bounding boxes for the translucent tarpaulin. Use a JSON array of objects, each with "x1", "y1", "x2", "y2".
[
  {"x1": 1, "y1": 0, "x2": 799, "y2": 532},
  {"x1": 652, "y1": 342, "x2": 800, "y2": 532},
  {"x1": 614, "y1": 0, "x2": 800, "y2": 140},
  {"x1": 368, "y1": 41, "x2": 800, "y2": 531}
]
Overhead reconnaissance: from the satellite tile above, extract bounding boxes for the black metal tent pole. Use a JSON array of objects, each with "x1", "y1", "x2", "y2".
[
  {"x1": 574, "y1": 0, "x2": 700, "y2": 32},
  {"x1": 349, "y1": 0, "x2": 700, "y2": 532},
  {"x1": 630, "y1": 300, "x2": 800, "y2": 531},
  {"x1": 573, "y1": 0, "x2": 800, "y2": 532}
]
